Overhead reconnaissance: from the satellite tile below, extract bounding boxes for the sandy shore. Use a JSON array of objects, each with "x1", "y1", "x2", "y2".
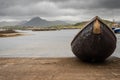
[
  {"x1": 0, "y1": 33, "x2": 24, "y2": 37},
  {"x1": 0, "y1": 57, "x2": 120, "y2": 80}
]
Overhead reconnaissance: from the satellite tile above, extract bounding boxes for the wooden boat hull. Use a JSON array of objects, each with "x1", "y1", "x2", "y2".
[{"x1": 71, "y1": 16, "x2": 117, "y2": 62}]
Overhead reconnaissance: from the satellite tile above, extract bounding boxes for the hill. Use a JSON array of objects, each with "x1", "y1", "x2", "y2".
[
  {"x1": 73, "y1": 19, "x2": 114, "y2": 29},
  {"x1": 0, "y1": 21, "x2": 20, "y2": 27}
]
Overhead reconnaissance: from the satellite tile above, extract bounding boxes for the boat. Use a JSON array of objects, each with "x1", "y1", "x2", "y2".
[
  {"x1": 113, "y1": 28, "x2": 120, "y2": 33},
  {"x1": 111, "y1": 27, "x2": 115, "y2": 30},
  {"x1": 71, "y1": 16, "x2": 117, "y2": 62}
]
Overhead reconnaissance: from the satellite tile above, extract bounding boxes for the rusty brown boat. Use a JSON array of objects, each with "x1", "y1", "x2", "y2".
[{"x1": 71, "y1": 16, "x2": 117, "y2": 62}]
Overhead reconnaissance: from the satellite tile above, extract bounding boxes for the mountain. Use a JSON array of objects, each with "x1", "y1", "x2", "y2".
[
  {"x1": 0, "y1": 17, "x2": 67, "y2": 27},
  {"x1": 21, "y1": 17, "x2": 68, "y2": 27},
  {"x1": 0, "y1": 21, "x2": 19, "y2": 27},
  {"x1": 0, "y1": 21, "x2": 27, "y2": 27}
]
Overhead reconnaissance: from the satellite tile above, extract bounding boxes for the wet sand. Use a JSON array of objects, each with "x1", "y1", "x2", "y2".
[{"x1": 0, "y1": 57, "x2": 120, "y2": 80}]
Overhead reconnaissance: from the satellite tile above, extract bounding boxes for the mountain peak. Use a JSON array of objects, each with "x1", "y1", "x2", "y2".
[{"x1": 30, "y1": 17, "x2": 44, "y2": 21}]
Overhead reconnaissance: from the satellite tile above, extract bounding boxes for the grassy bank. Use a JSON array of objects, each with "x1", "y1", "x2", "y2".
[{"x1": 0, "y1": 29, "x2": 23, "y2": 37}]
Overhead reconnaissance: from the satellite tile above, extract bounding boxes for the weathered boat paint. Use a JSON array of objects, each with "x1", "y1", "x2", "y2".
[{"x1": 71, "y1": 16, "x2": 117, "y2": 62}]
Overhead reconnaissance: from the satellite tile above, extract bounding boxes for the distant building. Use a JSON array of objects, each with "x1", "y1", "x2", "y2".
[
  {"x1": 112, "y1": 23, "x2": 120, "y2": 28},
  {"x1": 112, "y1": 19, "x2": 120, "y2": 28}
]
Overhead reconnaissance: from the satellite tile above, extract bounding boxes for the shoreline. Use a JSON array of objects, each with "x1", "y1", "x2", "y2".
[
  {"x1": 31, "y1": 28, "x2": 80, "y2": 31},
  {"x1": 0, "y1": 57, "x2": 120, "y2": 80},
  {"x1": 0, "y1": 32, "x2": 25, "y2": 37},
  {"x1": 0, "y1": 29, "x2": 26, "y2": 37}
]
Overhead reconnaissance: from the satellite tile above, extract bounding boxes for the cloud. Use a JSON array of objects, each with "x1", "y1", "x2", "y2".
[
  {"x1": 98, "y1": 0, "x2": 120, "y2": 9},
  {"x1": 55, "y1": 0, "x2": 120, "y2": 9},
  {"x1": 0, "y1": 0, "x2": 120, "y2": 21}
]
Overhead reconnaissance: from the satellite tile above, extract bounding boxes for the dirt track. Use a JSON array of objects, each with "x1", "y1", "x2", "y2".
[{"x1": 0, "y1": 57, "x2": 120, "y2": 80}]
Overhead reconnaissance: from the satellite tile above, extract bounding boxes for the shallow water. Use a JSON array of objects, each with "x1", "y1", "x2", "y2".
[{"x1": 0, "y1": 29, "x2": 119, "y2": 58}]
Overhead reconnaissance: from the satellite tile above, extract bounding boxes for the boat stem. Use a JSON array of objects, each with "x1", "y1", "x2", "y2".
[{"x1": 93, "y1": 19, "x2": 101, "y2": 34}]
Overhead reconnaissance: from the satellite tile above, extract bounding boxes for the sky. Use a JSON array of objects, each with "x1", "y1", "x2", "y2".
[{"x1": 0, "y1": 0, "x2": 120, "y2": 22}]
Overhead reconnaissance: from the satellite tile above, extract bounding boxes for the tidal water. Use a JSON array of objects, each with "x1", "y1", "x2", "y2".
[{"x1": 0, "y1": 29, "x2": 119, "y2": 58}]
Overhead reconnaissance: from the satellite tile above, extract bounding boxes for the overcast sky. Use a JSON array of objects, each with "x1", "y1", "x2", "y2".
[{"x1": 0, "y1": 0, "x2": 120, "y2": 22}]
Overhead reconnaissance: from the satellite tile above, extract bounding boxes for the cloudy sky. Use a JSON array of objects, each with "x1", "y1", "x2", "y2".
[{"x1": 0, "y1": 0, "x2": 120, "y2": 22}]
